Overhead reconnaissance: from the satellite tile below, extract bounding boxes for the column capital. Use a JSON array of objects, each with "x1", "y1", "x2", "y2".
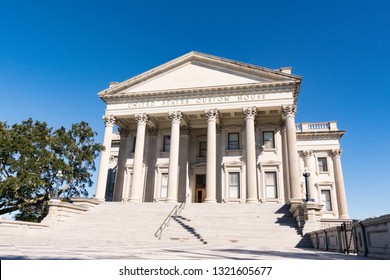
[
  {"x1": 180, "y1": 125, "x2": 191, "y2": 135},
  {"x1": 301, "y1": 150, "x2": 314, "y2": 159},
  {"x1": 148, "y1": 127, "x2": 159, "y2": 136},
  {"x1": 135, "y1": 113, "x2": 149, "y2": 125},
  {"x1": 330, "y1": 149, "x2": 342, "y2": 158},
  {"x1": 282, "y1": 104, "x2": 297, "y2": 118},
  {"x1": 243, "y1": 106, "x2": 257, "y2": 120},
  {"x1": 168, "y1": 111, "x2": 183, "y2": 123},
  {"x1": 205, "y1": 109, "x2": 219, "y2": 121},
  {"x1": 118, "y1": 127, "x2": 130, "y2": 137},
  {"x1": 103, "y1": 115, "x2": 116, "y2": 127},
  {"x1": 109, "y1": 155, "x2": 117, "y2": 163}
]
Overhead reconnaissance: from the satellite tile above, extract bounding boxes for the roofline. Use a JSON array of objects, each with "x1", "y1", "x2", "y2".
[{"x1": 98, "y1": 51, "x2": 302, "y2": 98}]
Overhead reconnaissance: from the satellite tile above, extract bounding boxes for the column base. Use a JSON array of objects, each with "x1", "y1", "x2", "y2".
[
  {"x1": 339, "y1": 214, "x2": 349, "y2": 219},
  {"x1": 246, "y1": 198, "x2": 258, "y2": 204},
  {"x1": 204, "y1": 198, "x2": 217, "y2": 203},
  {"x1": 128, "y1": 198, "x2": 142, "y2": 203},
  {"x1": 165, "y1": 198, "x2": 177, "y2": 203}
]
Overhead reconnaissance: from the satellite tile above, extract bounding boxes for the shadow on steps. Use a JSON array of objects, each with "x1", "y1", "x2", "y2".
[{"x1": 172, "y1": 216, "x2": 208, "y2": 245}]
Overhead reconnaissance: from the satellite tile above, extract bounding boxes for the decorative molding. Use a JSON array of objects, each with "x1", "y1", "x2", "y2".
[
  {"x1": 243, "y1": 106, "x2": 257, "y2": 120},
  {"x1": 301, "y1": 150, "x2": 314, "y2": 158},
  {"x1": 103, "y1": 115, "x2": 116, "y2": 127},
  {"x1": 330, "y1": 149, "x2": 342, "y2": 158},
  {"x1": 222, "y1": 161, "x2": 245, "y2": 172},
  {"x1": 109, "y1": 155, "x2": 117, "y2": 164},
  {"x1": 135, "y1": 113, "x2": 149, "y2": 125},
  {"x1": 180, "y1": 125, "x2": 191, "y2": 135},
  {"x1": 205, "y1": 109, "x2": 219, "y2": 121},
  {"x1": 118, "y1": 127, "x2": 130, "y2": 137},
  {"x1": 282, "y1": 104, "x2": 297, "y2": 118},
  {"x1": 168, "y1": 111, "x2": 183, "y2": 123}
]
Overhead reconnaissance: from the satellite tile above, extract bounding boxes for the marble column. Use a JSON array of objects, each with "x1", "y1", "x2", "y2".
[
  {"x1": 302, "y1": 150, "x2": 316, "y2": 202},
  {"x1": 205, "y1": 109, "x2": 218, "y2": 203},
  {"x1": 129, "y1": 113, "x2": 148, "y2": 202},
  {"x1": 243, "y1": 107, "x2": 258, "y2": 203},
  {"x1": 331, "y1": 149, "x2": 349, "y2": 219},
  {"x1": 166, "y1": 111, "x2": 182, "y2": 203},
  {"x1": 113, "y1": 127, "x2": 130, "y2": 201},
  {"x1": 96, "y1": 115, "x2": 116, "y2": 201},
  {"x1": 282, "y1": 105, "x2": 301, "y2": 201}
]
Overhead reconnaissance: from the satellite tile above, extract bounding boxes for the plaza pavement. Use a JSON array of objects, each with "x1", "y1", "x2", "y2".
[{"x1": 0, "y1": 237, "x2": 370, "y2": 260}]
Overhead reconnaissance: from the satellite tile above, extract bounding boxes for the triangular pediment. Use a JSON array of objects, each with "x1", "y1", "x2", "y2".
[
  {"x1": 98, "y1": 51, "x2": 301, "y2": 99},
  {"x1": 124, "y1": 61, "x2": 270, "y2": 93}
]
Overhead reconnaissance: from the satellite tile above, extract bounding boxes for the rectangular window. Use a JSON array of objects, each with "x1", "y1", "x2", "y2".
[
  {"x1": 263, "y1": 131, "x2": 275, "y2": 149},
  {"x1": 228, "y1": 172, "x2": 240, "y2": 198},
  {"x1": 163, "y1": 135, "x2": 171, "y2": 152},
  {"x1": 321, "y1": 190, "x2": 332, "y2": 211},
  {"x1": 265, "y1": 172, "x2": 277, "y2": 198},
  {"x1": 228, "y1": 133, "x2": 239, "y2": 150},
  {"x1": 199, "y1": 141, "x2": 207, "y2": 158},
  {"x1": 160, "y1": 173, "x2": 168, "y2": 198},
  {"x1": 318, "y1": 157, "x2": 328, "y2": 172}
]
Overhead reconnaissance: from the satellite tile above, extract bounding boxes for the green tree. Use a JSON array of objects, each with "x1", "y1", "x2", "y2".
[{"x1": 0, "y1": 119, "x2": 103, "y2": 222}]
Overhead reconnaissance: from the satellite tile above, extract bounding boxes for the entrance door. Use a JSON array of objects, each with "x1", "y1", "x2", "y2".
[{"x1": 195, "y1": 174, "x2": 206, "y2": 203}]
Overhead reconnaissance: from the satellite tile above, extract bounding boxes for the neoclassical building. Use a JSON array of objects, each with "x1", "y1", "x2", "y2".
[{"x1": 96, "y1": 51, "x2": 349, "y2": 223}]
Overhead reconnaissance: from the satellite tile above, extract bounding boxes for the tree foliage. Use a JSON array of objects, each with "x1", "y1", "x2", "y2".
[{"x1": 0, "y1": 119, "x2": 103, "y2": 222}]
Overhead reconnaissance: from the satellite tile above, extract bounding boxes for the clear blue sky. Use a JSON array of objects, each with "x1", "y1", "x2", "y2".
[{"x1": 1, "y1": 1, "x2": 389, "y2": 219}]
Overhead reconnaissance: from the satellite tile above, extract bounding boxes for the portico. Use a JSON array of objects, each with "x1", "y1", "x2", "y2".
[{"x1": 96, "y1": 51, "x2": 349, "y2": 222}]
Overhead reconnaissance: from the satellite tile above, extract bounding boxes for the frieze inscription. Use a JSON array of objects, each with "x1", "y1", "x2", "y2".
[{"x1": 127, "y1": 93, "x2": 266, "y2": 109}]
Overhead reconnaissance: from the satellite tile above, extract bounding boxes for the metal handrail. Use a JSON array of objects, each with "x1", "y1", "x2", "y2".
[{"x1": 154, "y1": 194, "x2": 189, "y2": 239}]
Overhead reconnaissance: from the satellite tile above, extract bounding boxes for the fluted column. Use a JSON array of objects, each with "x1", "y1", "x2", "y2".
[
  {"x1": 205, "y1": 109, "x2": 218, "y2": 203},
  {"x1": 302, "y1": 150, "x2": 316, "y2": 202},
  {"x1": 166, "y1": 111, "x2": 182, "y2": 203},
  {"x1": 129, "y1": 113, "x2": 148, "y2": 202},
  {"x1": 282, "y1": 105, "x2": 301, "y2": 200},
  {"x1": 113, "y1": 127, "x2": 130, "y2": 201},
  {"x1": 331, "y1": 149, "x2": 349, "y2": 219},
  {"x1": 243, "y1": 107, "x2": 258, "y2": 203},
  {"x1": 96, "y1": 115, "x2": 116, "y2": 201}
]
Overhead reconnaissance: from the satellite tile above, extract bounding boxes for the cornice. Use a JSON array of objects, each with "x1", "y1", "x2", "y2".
[
  {"x1": 296, "y1": 130, "x2": 345, "y2": 140},
  {"x1": 101, "y1": 80, "x2": 300, "y2": 104}
]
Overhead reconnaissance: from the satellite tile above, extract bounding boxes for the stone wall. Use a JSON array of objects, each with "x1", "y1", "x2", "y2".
[
  {"x1": 308, "y1": 223, "x2": 356, "y2": 253},
  {"x1": 353, "y1": 214, "x2": 390, "y2": 259},
  {"x1": 308, "y1": 214, "x2": 390, "y2": 259}
]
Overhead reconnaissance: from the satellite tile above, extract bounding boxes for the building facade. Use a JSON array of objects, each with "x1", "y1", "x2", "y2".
[{"x1": 96, "y1": 51, "x2": 349, "y2": 222}]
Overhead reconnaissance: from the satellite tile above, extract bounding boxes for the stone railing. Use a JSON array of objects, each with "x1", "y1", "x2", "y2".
[
  {"x1": 353, "y1": 214, "x2": 390, "y2": 259},
  {"x1": 308, "y1": 223, "x2": 356, "y2": 254},
  {"x1": 307, "y1": 214, "x2": 390, "y2": 259},
  {"x1": 0, "y1": 219, "x2": 48, "y2": 234},
  {"x1": 42, "y1": 198, "x2": 100, "y2": 225},
  {"x1": 296, "y1": 121, "x2": 338, "y2": 132},
  {"x1": 0, "y1": 198, "x2": 100, "y2": 233}
]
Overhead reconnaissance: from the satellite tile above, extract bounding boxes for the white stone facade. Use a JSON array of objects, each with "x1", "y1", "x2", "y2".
[{"x1": 96, "y1": 51, "x2": 349, "y2": 222}]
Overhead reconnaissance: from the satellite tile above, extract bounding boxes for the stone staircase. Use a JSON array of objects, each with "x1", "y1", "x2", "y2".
[{"x1": 41, "y1": 202, "x2": 311, "y2": 249}]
